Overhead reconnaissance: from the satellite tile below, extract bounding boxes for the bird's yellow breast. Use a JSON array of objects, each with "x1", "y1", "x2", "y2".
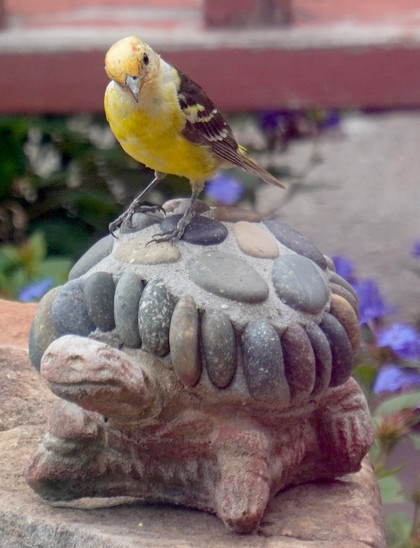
[{"x1": 104, "y1": 80, "x2": 220, "y2": 183}]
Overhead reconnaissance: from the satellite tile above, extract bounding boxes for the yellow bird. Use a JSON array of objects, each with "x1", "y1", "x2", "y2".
[{"x1": 104, "y1": 36, "x2": 285, "y2": 241}]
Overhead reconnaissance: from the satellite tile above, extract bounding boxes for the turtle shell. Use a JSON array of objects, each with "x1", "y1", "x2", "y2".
[{"x1": 29, "y1": 201, "x2": 360, "y2": 408}]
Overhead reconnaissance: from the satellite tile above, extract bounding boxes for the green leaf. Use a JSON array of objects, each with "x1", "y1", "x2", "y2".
[
  {"x1": 375, "y1": 465, "x2": 406, "y2": 479},
  {"x1": 0, "y1": 247, "x2": 18, "y2": 271},
  {"x1": 385, "y1": 511, "x2": 413, "y2": 548},
  {"x1": 0, "y1": 126, "x2": 26, "y2": 191},
  {"x1": 374, "y1": 391, "x2": 420, "y2": 417},
  {"x1": 29, "y1": 219, "x2": 94, "y2": 258},
  {"x1": 35, "y1": 257, "x2": 71, "y2": 286},
  {"x1": 4, "y1": 267, "x2": 28, "y2": 298},
  {"x1": 400, "y1": 359, "x2": 420, "y2": 369},
  {"x1": 0, "y1": 244, "x2": 20, "y2": 266},
  {"x1": 409, "y1": 433, "x2": 420, "y2": 450},
  {"x1": 378, "y1": 475, "x2": 406, "y2": 504},
  {"x1": 353, "y1": 361, "x2": 378, "y2": 390},
  {"x1": 27, "y1": 231, "x2": 47, "y2": 263},
  {"x1": 369, "y1": 438, "x2": 381, "y2": 464}
]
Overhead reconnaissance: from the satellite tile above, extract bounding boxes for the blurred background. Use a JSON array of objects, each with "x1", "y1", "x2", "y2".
[{"x1": 1, "y1": 1, "x2": 420, "y2": 545}]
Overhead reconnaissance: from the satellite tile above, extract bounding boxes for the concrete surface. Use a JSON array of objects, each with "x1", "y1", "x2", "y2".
[{"x1": 255, "y1": 110, "x2": 420, "y2": 324}]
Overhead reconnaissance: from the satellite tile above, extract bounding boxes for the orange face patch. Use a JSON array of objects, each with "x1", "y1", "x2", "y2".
[{"x1": 105, "y1": 36, "x2": 144, "y2": 86}]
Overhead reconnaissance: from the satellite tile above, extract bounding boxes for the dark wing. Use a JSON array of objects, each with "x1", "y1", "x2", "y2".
[{"x1": 176, "y1": 69, "x2": 244, "y2": 168}]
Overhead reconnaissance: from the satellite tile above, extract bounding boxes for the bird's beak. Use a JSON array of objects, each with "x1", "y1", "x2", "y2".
[{"x1": 125, "y1": 75, "x2": 140, "y2": 103}]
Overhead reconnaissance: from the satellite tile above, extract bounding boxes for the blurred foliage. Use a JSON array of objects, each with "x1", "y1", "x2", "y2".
[
  {"x1": 0, "y1": 114, "x2": 153, "y2": 253},
  {"x1": 0, "y1": 113, "x2": 192, "y2": 299},
  {"x1": 0, "y1": 110, "x2": 303, "y2": 300},
  {"x1": 0, "y1": 231, "x2": 70, "y2": 300},
  {"x1": 336, "y1": 255, "x2": 420, "y2": 548}
]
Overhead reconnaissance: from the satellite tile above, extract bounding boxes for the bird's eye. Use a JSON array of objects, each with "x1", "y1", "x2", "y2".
[{"x1": 143, "y1": 53, "x2": 149, "y2": 66}]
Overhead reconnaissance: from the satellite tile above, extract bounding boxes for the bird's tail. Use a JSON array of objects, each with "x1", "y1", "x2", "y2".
[{"x1": 240, "y1": 154, "x2": 286, "y2": 189}]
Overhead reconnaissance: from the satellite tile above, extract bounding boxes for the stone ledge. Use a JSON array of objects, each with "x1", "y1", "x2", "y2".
[{"x1": 0, "y1": 300, "x2": 386, "y2": 547}]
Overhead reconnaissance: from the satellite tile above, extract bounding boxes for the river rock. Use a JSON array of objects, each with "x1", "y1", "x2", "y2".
[{"x1": 189, "y1": 250, "x2": 269, "y2": 303}]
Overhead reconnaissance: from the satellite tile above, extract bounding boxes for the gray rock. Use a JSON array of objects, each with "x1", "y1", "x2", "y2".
[
  {"x1": 201, "y1": 309, "x2": 236, "y2": 389},
  {"x1": 114, "y1": 271, "x2": 144, "y2": 348},
  {"x1": 242, "y1": 320, "x2": 290, "y2": 402},
  {"x1": 138, "y1": 279, "x2": 174, "y2": 356},
  {"x1": 160, "y1": 214, "x2": 228, "y2": 246},
  {"x1": 119, "y1": 211, "x2": 162, "y2": 234},
  {"x1": 169, "y1": 295, "x2": 201, "y2": 387},
  {"x1": 28, "y1": 324, "x2": 43, "y2": 372},
  {"x1": 264, "y1": 221, "x2": 327, "y2": 269},
  {"x1": 324, "y1": 255, "x2": 336, "y2": 272},
  {"x1": 189, "y1": 250, "x2": 269, "y2": 303},
  {"x1": 272, "y1": 254, "x2": 329, "y2": 314},
  {"x1": 320, "y1": 313, "x2": 354, "y2": 387},
  {"x1": 304, "y1": 321, "x2": 332, "y2": 396},
  {"x1": 51, "y1": 279, "x2": 95, "y2": 336},
  {"x1": 68, "y1": 235, "x2": 114, "y2": 280},
  {"x1": 28, "y1": 287, "x2": 61, "y2": 371},
  {"x1": 329, "y1": 272, "x2": 358, "y2": 301},
  {"x1": 83, "y1": 272, "x2": 115, "y2": 332}
]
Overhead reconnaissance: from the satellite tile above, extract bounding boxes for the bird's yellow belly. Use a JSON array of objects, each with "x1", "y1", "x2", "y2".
[{"x1": 105, "y1": 86, "x2": 219, "y2": 182}]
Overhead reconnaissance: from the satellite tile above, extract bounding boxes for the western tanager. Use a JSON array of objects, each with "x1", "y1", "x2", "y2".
[{"x1": 104, "y1": 36, "x2": 285, "y2": 241}]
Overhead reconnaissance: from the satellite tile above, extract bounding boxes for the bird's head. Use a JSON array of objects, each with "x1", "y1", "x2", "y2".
[{"x1": 105, "y1": 36, "x2": 158, "y2": 102}]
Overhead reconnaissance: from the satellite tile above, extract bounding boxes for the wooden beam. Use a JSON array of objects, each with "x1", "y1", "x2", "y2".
[
  {"x1": 0, "y1": 0, "x2": 5, "y2": 29},
  {"x1": 1, "y1": 43, "x2": 420, "y2": 114},
  {"x1": 204, "y1": 0, "x2": 292, "y2": 28}
]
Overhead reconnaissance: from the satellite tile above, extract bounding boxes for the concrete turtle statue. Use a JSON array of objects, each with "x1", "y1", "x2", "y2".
[{"x1": 26, "y1": 200, "x2": 373, "y2": 533}]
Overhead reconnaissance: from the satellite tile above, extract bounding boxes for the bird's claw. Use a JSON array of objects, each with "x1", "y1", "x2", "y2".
[
  {"x1": 109, "y1": 213, "x2": 126, "y2": 238},
  {"x1": 109, "y1": 205, "x2": 166, "y2": 238},
  {"x1": 148, "y1": 226, "x2": 183, "y2": 246},
  {"x1": 149, "y1": 211, "x2": 192, "y2": 245}
]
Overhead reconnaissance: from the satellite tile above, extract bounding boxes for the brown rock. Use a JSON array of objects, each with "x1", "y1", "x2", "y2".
[
  {"x1": 169, "y1": 295, "x2": 201, "y2": 387},
  {"x1": 330, "y1": 282, "x2": 359, "y2": 316},
  {"x1": 0, "y1": 345, "x2": 57, "y2": 431},
  {"x1": 329, "y1": 294, "x2": 361, "y2": 354},
  {"x1": 265, "y1": 458, "x2": 386, "y2": 548},
  {"x1": 211, "y1": 206, "x2": 261, "y2": 223},
  {"x1": 281, "y1": 323, "x2": 316, "y2": 402},
  {"x1": 0, "y1": 298, "x2": 37, "y2": 348},
  {"x1": 233, "y1": 221, "x2": 279, "y2": 259}
]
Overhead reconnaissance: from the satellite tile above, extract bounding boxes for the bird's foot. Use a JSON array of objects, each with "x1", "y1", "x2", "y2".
[
  {"x1": 150, "y1": 211, "x2": 192, "y2": 244},
  {"x1": 150, "y1": 225, "x2": 185, "y2": 245},
  {"x1": 109, "y1": 204, "x2": 165, "y2": 237}
]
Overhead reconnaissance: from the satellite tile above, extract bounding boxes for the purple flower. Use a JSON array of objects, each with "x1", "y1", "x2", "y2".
[
  {"x1": 316, "y1": 109, "x2": 340, "y2": 130},
  {"x1": 373, "y1": 364, "x2": 420, "y2": 394},
  {"x1": 19, "y1": 278, "x2": 52, "y2": 302},
  {"x1": 377, "y1": 323, "x2": 420, "y2": 360},
  {"x1": 411, "y1": 240, "x2": 420, "y2": 258},
  {"x1": 259, "y1": 109, "x2": 293, "y2": 134},
  {"x1": 205, "y1": 173, "x2": 243, "y2": 205},
  {"x1": 332, "y1": 255, "x2": 355, "y2": 283},
  {"x1": 352, "y1": 278, "x2": 393, "y2": 325}
]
